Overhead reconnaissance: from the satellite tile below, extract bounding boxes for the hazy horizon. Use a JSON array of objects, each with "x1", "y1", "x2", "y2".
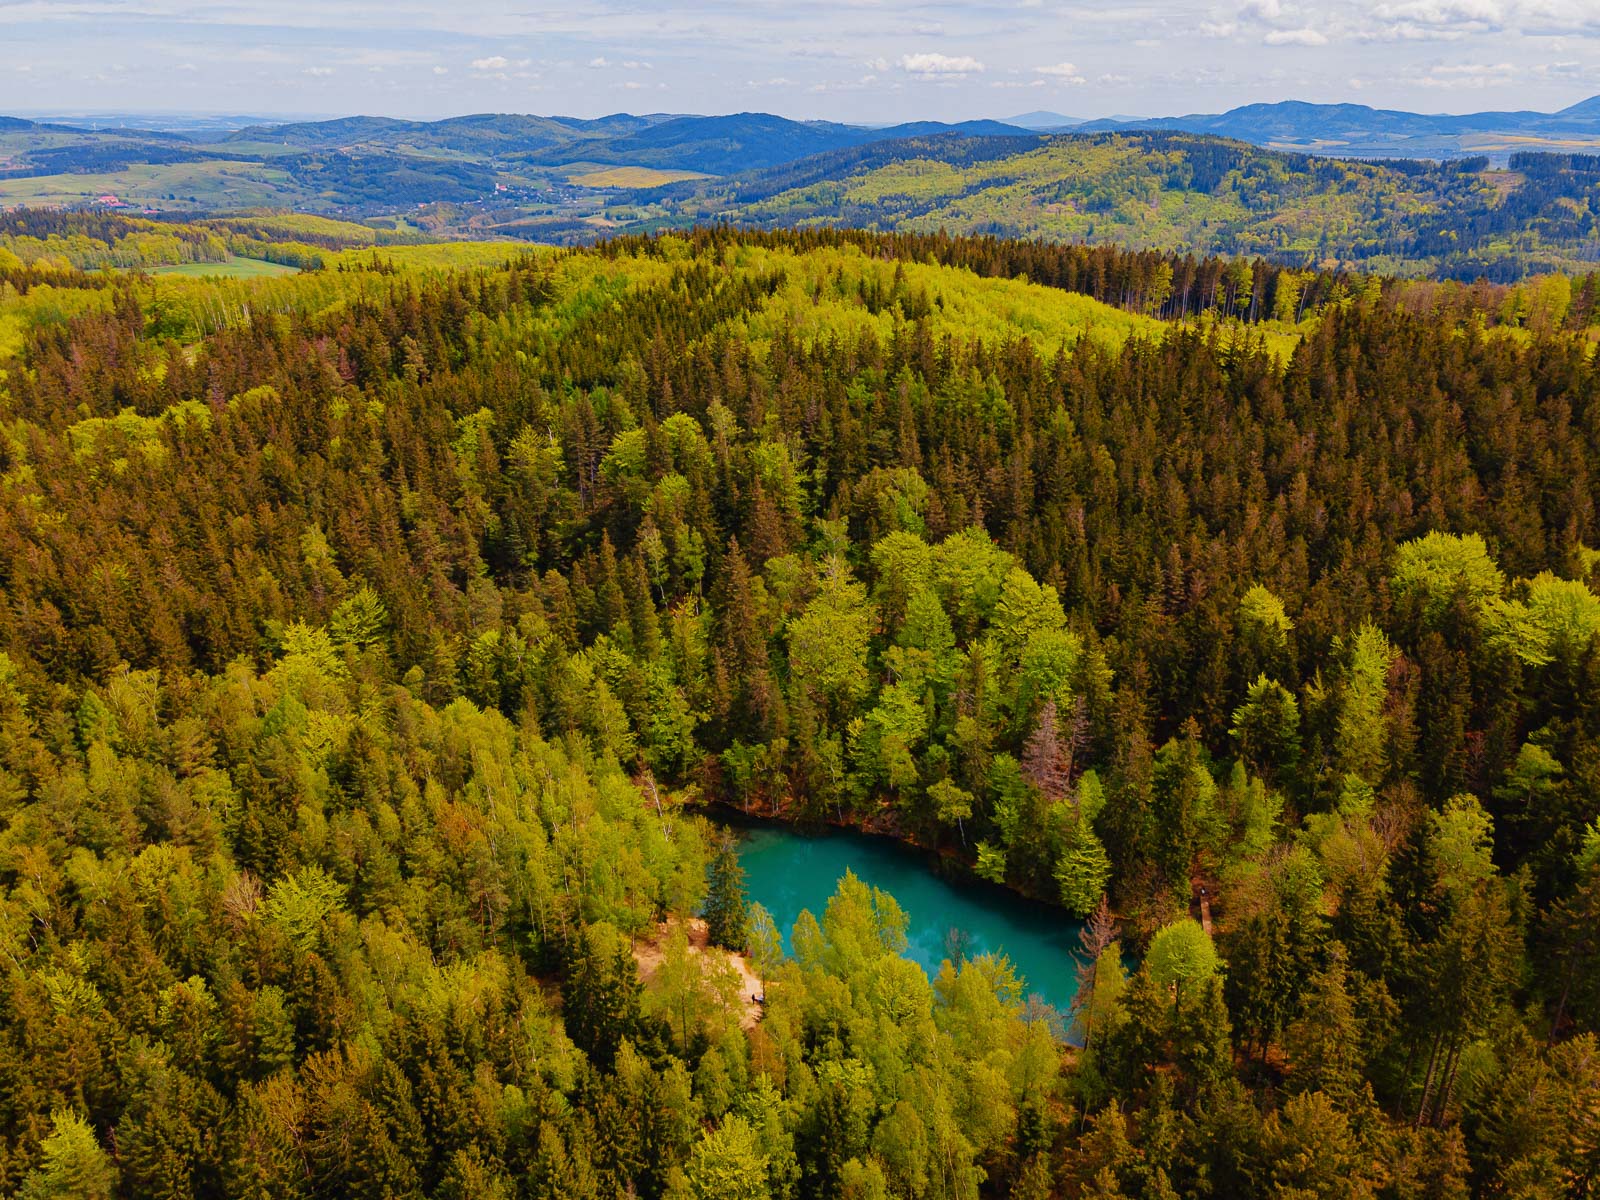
[
  {"x1": 1, "y1": 1, "x2": 1598, "y2": 125},
  {"x1": 5, "y1": 90, "x2": 1598, "y2": 133}
]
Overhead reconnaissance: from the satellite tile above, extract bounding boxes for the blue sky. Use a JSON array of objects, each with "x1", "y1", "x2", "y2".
[{"x1": 2, "y1": 0, "x2": 1598, "y2": 122}]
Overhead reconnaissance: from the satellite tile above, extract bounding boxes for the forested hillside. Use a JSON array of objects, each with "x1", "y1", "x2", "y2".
[
  {"x1": 653, "y1": 133, "x2": 1600, "y2": 281},
  {"x1": 7, "y1": 113, "x2": 1600, "y2": 281},
  {"x1": 0, "y1": 219, "x2": 1595, "y2": 1198}
]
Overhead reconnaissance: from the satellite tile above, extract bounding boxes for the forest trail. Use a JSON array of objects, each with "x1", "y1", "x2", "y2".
[{"x1": 632, "y1": 917, "x2": 764, "y2": 1031}]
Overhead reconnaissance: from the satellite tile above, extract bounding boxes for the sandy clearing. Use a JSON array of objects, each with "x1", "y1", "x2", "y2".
[{"x1": 632, "y1": 916, "x2": 765, "y2": 1031}]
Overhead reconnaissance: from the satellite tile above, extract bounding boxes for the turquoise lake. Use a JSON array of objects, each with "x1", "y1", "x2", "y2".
[{"x1": 733, "y1": 823, "x2": 1085, "y2": 1014}]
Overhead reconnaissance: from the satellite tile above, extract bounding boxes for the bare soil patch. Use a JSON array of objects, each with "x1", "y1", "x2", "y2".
[{"x1": 632, "y1": 917, "x2": 764, "y2": 1031}]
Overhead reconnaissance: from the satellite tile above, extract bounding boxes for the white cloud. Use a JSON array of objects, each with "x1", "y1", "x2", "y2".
[
  {"x1": 1418, "y1": 59, "x2": 1516, "y2": 85},
  {"x1": 1375, "y1": 0, "x2": 1506, "y2": 24},
  {"x1": 1034, "y1": 60, "x2": 1085, "y2": 83},
  {"x1": 1, "y1": 0, "x2": 1596, "y2": 119},
  {"x1": 1532, "y1": 59, "x2": 1600, "y2": 82},
  {"x1": 1360, "y1": 0, "x2": 1502, "y2": 39},
  {"x1": 303, "y1": 65, "x2": 334, "y2": 76},
  {"x1": 899, "y1": 52, "x2": 985, "y2": 76},
  {"x1": 810, "y1": 72, "x2": 892, "y2": 93},
  {"x1": 1264, "y1": 27, "x2": 1328, "y2": 44}
]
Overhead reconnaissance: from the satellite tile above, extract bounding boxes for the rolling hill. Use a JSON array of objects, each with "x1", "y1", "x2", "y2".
[
  {"x1": 229, "y1": 110, "x2": 1038, "y2": 175},
  {"x1": 639, "y1": 130, "x2": 1600, "y2": 280}
]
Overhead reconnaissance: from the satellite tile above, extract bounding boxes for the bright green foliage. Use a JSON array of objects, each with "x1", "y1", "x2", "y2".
[
  {"x1": 788, "y1": 558, "x2": 874, "y2": 714},
  {"x1": 1496, "y1": 741, "x2": 1564, "y2": 817},
  {"x1": 19, "y1": 1112, "x2": 117, "y2": 1200},
  {"x1": 685, "y1": 1116, "x2": 770, "y2": 1200},
  {"x1": 1147, "y1": 919, "x2": 1219, "y2": 1002},
  {"x1": 1579, "y1": 819, "x2": 1600, "y2": 873},
  {"x1": 1238, "y1": 584, "x2": 1294, "y2": 651},
  {"x1": 260, "y1": 864, "x2": 346, "y2": 950},
  {"x1": 330, "y1": 585, "x2": 390, "y2": 648},
  {"x1": 1429, "y1": 794, "x2": 1496, "y2": 901},
  {"x1": 1335, "y1": 623, "x2": 1396, "y2": 786},
  {"x1": 1523, "y1": 571, "x2": 1600, "y2": 661},
  {"x1": 1392, "y1": 532, "x2": 1506, "y2": 622},
  {"x1": 973, "y1": 841, "x2": 1007, "y2": 884},
  {"x1": 930, "y1": 527, "x2": 1013, "y2": 637},
  {"x1": 992, "y1": 567, "x2": 1068, "y2": 660},
  {"x1": 1480, "y1": 567, "x2": 1599, "y2": 667},
  {"x1": 1076, "y1": 769, "x2": 1106, "y2": 824},
  {"x1": 870, "y1": 533, "x2": 935, "y2": 631},
  {"x1": 1056, "y1": 819, "x2": 1113, "y2": 917},
  {"x1": 1076, "y1": 941, "x2": 1128, "y2": 1052},
  {"x1": 928, "y1": 777, "x2": 975, "y2": 841},
  {"x1": 745, "y1": 902, "x2": 784, "y2": 982}
]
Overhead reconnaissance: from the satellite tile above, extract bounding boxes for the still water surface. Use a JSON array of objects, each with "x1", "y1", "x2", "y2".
[{"x1": 734, "y1": 823, "x2": 1085, "y2": 1014}]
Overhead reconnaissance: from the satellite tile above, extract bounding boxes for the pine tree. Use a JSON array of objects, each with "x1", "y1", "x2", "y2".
[
  {"x1": 1055, "y1": 817, "x2": 1112, "y2": 917},
  {"x1": 704, "y1": 839, "x2": 749, "y2": 950},
  {"x1": 1284, "y1": 946, "x2": 1366, "y2": 1107},
  {"x1": 19, "y1": 1111, "x2": 118, "y2": 1200}
]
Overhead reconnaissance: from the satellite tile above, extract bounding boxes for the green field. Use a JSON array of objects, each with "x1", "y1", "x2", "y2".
[
  {"x1": 0, "y1": 160, "x2": 297, "y2": 209},
  {"x1": 566, "y1": 165, "x2": 712, "y2": 189},
  {"x1": 144, "y1": 255, "x2": 300, "y2": 279}
]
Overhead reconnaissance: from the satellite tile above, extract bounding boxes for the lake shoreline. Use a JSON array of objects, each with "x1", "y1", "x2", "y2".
[
  {"x1": 698, "y1": 796, "x2": 1076, "y2": 917},
  {"x1": 713, "y1": 809, "x2": 1089, "y2": 1018}
]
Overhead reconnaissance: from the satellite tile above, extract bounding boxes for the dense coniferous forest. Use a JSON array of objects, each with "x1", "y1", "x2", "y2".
[{"x1": 0, "y1": 216, "x2": 1595, "y2": 1198}]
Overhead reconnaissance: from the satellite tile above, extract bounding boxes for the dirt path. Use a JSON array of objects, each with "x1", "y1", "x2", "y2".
[{"x1": 632, "y1": 917, "x2": 764, "y2": 1031}]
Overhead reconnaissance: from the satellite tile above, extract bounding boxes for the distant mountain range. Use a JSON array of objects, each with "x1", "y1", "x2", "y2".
[
  {"x1": 206, "y1": 94, "x2": 1600, "y2": 167},
  {"x1": 1080, "y1": 96, "x2": 1600, "y2": 159},
  {"x1": 1001, "y1": 111, "x2": 1087, "y2": 130},
  {"x1": 4, "y1": 96, "x2": 1600, "y2": 185},
  {"x1": 218, "y1": 111, "x2": 1039, "y2": 174}
]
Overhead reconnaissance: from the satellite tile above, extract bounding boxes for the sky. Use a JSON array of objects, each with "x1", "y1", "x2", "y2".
[{"x1": 2, "y1": 0, "x2": 1599, "y2": 124}]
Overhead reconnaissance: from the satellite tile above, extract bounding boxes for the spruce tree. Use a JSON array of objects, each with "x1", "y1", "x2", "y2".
[{"x1": 704, "y1": 840, "x2": 749, "y2": 950}]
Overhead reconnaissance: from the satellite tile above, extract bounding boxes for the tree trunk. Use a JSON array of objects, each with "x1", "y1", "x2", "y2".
[
  {"x1": 1416, "y1": 1031, "x2": 1445, "y2": 1128},
  {"x1": 1433, "y1": 1038, "x2": 1465, "y2": 1129}
]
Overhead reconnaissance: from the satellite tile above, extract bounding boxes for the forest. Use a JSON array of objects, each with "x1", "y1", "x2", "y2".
[
  {"x1": 0, "y1": 215, "x2": 1594, "y2": 1198},
  {"x1": 649, "y1": 133, "x2": 1600, "y2": 282}
]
